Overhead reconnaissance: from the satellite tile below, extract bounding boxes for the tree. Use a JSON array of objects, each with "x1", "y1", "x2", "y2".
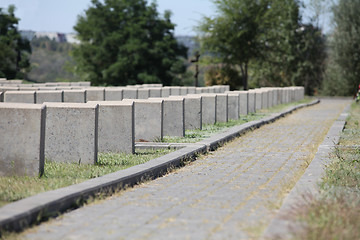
[
  {"x1": 198, "y1": 0, "x2": 269, "y2": 90},
  {"x1": 0, "y1": 5, "x2": 31, "y2": 79},
  {"x1": 73, "y1": 0, "x2": 187, "y2": 86},
  {"x1": 330, "y1": 0, "x2": 360, "y2": 95}
]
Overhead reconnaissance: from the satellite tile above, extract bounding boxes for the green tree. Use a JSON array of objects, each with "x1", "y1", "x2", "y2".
[
  {"x1": 198, "y1": 0, "x2": 269, "y2": 90},
  {"x1": 73, "y1": 0, "x2": 187, "y2": 86},
  {"x1": 330, "y1": 0, "x2": 360, "y2": 95},
  {"x1": 0, "y1": 5, "x2": 31, "y2": 79}
]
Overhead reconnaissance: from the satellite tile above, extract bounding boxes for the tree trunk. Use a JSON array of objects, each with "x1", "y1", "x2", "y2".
[{"x1": 240, "y1": 63, "x2": 248, "y2": 90}]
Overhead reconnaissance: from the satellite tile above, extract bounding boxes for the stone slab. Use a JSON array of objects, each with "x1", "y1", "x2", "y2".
[
  {"x1": 137, "y1": 89, "x2": 149, "y2": 99},
  {"x1": 149, "y1": 88, "x2": 162, "y2": 98},
  {"x1": 123, "y1": 99, "x2": 163, "y2": 142},
  {"x1": 4, "y1": 91, "x2": 36, "y2": 103},
  {"x1": 151, "y1": 98, "x2": 185, "y2": 137},
  {"x1": 122, "y1": 88, "x2": 138, "y2": 99},
  {"x1": 248, "y1": 90, "x2": 256, "y2": 113},
  {"x1": 88, "y1": 101, "x2": 134, "y2": 154},
  {"x1": 44, "y1": 102, "x2": 98, "y2": 164},
  {"x1": 0, "y1": 103, "x2": 46, "y2": 176},
  {"x1": 63, "y1": 90, "x2": 86, "y2": 103},
  {"x1": 189, "y1": 93, "x2": 216, "y2": 125},
  {"x1": 216, "y1": 93, "x2": 228, "y2": 123},
  {"x1": 85, "y1": 88, "x2": 105, "y2": 102},
  {"x1": 227, "y1": 93, "x2": 239, "y2": 120},
  {"x1": 169, "y1": 95, "x2": 202, "y2": 130},
  {"x1": 161, "y1": 88, "x2": 170, "y2": 97},
  {"x1": 104, "y1": 88, "x2": 123, "y2": 101},
  {"x1": 36, "y1": 90, "x2": 63, "y2": 104}
]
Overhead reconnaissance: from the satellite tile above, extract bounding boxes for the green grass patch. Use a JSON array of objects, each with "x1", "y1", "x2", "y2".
[
  {"x1": 0, "y1": 149, "x2": 172, "y2": 208},
  {"x1": 288, "y1": 101, "x2": 360, "y2": 239}
]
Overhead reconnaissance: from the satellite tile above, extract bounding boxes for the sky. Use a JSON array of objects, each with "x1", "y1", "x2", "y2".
[
  {"x1": 0, "y1": 0, "x2": 332, "y2": 36},
  {"x1": 0, "y1": 0, "x2": 216, "y2": 36}
]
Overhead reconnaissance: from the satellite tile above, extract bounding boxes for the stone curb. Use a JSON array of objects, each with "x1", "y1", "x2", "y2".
[
  {"x1": 0, "y1": 99, "x2": 320, "y2": 234},
  {"x1": 263, "y1": 101, "x2": 351, "y2": 239}
]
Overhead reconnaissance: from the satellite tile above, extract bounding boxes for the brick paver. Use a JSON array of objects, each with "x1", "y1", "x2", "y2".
[{"x1": 21, "y1": 99, "x2": 349, "y2": 240}]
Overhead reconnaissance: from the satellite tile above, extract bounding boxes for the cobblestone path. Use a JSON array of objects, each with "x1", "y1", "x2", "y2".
[{"x1": 22, "y1": 99, "x2": 349, "y2": 240}]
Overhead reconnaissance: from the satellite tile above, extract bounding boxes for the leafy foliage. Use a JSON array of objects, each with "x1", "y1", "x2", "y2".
[
  {"x1": 0, "y1": 5, "x2": 31, "y2": 79},
  {"x1": 326, "y1": 0, "x2": 360, "y2": 96},
  {"x1": 28, "y1": 37, "x2": 77, "y2": 82},
  {"x1": 73, "y1": 0, "x2": 187, "y2": 86},
  {"x1": 198, "y1": 0, "x2": 326, "y2": 94}
]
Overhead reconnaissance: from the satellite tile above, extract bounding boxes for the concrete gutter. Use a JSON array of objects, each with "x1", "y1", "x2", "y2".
[
  {"x1": 263, "y1": 101, "x2": 351, "y2": 239},
  {"x1": 0, "y1": 99, "x2": 320, "y2": 233}
]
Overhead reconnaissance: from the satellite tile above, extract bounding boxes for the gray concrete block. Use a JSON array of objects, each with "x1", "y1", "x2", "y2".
[
  {"x1": 63, "y1": 90, "x2": 86, "y2": 103},
  {"x1": 19, "y1": 87, "x2": 39, "y2": 91},
  {"x1": 0, "y1": 86, "x2": 19, "y2": 93},
  {"x1": 151, "y1": 98, "x2": 185, "y2": 137},
  {"x1": 187, "y1": 87, "x2": 196, "y2": 94},
  {"x1": 4, "y1": 91, "x2": 36, "y2": 103},
  {"x1": 169, "y1": 87, "x2": 181, "y2": 96},
  {"x1": 88, "y1": 101, "x2": 134, "y2": 154},
  {"x1": 85, "y1": 88, "x2": 105, "y2": 101},
  {"x1": 226, "y1": 90, "x2": 248, "y2": 116},
  {"x1": 36, "y1": 90, "x2": 63, "y2": 104},
  {"x1": 137, "y1": 89, "x2": 149, "y2": 99},
  {"x1": 105, "y1": 88, "x2": 123, "y2": 101},
  {"x1": 122, "y1": 88, "x2": 138, "y2": 99},
  {"x1": 261, "y1": 89, "x2": 269, "y2": 109},
  {"x1": 0, "y1": 92, "x2": 3, "y2": 102},
  {"x1": 161, "y1": 87, "x2": 170, "y2": 97},
  {"x1": 44, "y1": 102, "x2": 98, "y2": 164},
  {"x1": 227, "y1": 93, "x2": 239, "y2": 120},
  {"x1": 216, "y1": 93, "x2": 228, "y2": 123},
  {"x1": 0, "y1": 103, "x2": 46, "y2": 176},
  {"x1": 180, "y1": 87, "x2": 188, "y2": 96},
  {"x1": 78, "y1": 82, "x2": 91, "y2": 87},
  {"x1": 170, "y1": 95, "x2": 202, "y2": 130},
  {"x1": 149, "y1": 88, "x2": 162, "y2": 98},
  {"x1": 254, "y1": 90, "x2": 262, "y2": 110},
  {"x1": 125, "y1": 99, "x2": 163, "y2": 142},
  {"x1": 248, "y1": 90, "x2": 256, "y2": 113},
  {"x1": 189, "y1": 93, "x2": 216, "y2": 125}
]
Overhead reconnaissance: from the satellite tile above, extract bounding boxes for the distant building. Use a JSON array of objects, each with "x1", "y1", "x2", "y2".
[
  {"x1": 66, "y1": 33, "x2": 80, "y2": 44},
  {"x1": 35, "y1": 32, "x2": 67, "y2": 42},
  {"x1": 20, "y1": 30, "x2": 36, "y2": 41}
]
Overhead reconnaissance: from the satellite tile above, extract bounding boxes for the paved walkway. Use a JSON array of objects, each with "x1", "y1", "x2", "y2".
[{"x1": 21, "y1": 99, "x2": 349, "y2": 240}]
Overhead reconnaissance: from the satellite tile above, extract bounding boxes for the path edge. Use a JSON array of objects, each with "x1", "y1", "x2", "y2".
[
  {"x1": 0, "y1": 99, "x2": 320, "y2": 234},
  {"x1": 262, "y1": 101, "x2": 351, "y2": 239}
]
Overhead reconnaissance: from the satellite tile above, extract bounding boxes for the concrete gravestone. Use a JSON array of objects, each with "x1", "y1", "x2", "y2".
[{"x1": 0, "y1": 103, "x2": 46, "y2": 176}]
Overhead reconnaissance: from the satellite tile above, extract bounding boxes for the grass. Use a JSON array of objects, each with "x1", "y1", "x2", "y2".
[
  {"x1": 287, "y1": 101, "x2": 360, "y2": 240},
  {"x1": 0, "y1": 149, "x2": 172, "y2": 208}
]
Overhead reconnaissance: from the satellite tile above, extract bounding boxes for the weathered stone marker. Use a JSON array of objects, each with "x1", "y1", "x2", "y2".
[
  {"x1": 44, "y1": 102, "x2": 99, "y2": 164},
  {"x1": 63, "y1": 90, "x2": 86, "y2": 103},
  {"x1": 36, "y1": 90, "x2": 64, "y2": 104},
  {"x1": 169, "y1": 95, "x2": 202, "y2": 130},
  {"x1": 85, "y1": 88, "x2": 105, "y2": 101},
  {"x1": 227, "y1": 93, "x2": 239, "y2": 120},
  {"x1": 216, "y1": 93, "x2": 228, "y2": 123},
  {"x1": 151, "y1": 97, "x2": 185, "y2": 137},
  {"x1": 123, "y1": 99, "x2": 163, "y2": 142},
  {"x1": 105, "y1": 88, "x2": 123, "y2": 101},
  {"x1": 89, "y1": 101, "x2": 134, "y2": 154},
  {"x1": 0, "y1": 103, "x2": 46, "y2": 176},
  {"x1": 4, "y1": 91, "x2": 36, "y2": 103}
]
